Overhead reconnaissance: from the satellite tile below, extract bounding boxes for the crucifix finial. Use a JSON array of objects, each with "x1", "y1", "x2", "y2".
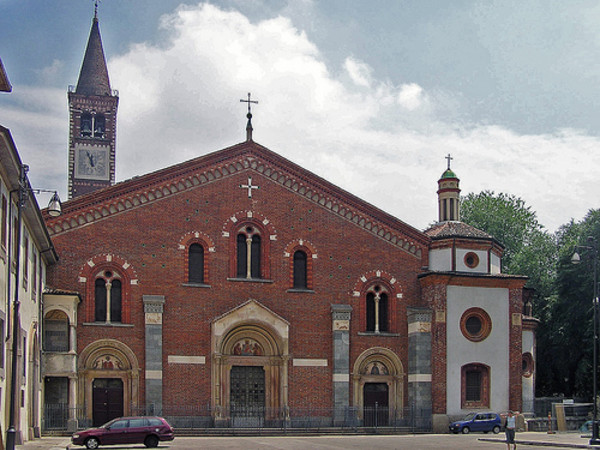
[
  {"x1": 445, "y1": 153, "x2": 453, "y2": 170},
  {"x1": 240, "y1": 92, "x2": 258, "y2": 141},
  {"x1": 94, "y1": 0, "x2": 100, "y2": 19}
]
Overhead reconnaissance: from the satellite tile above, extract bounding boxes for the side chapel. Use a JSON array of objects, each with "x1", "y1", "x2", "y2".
[{"x1": 41, "y1": 13, "x2": 538, "y2": 433}]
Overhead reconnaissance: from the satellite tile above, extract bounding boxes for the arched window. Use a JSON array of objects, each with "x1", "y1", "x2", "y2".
[
  {"x1": 366, "y1": 285, "x2": 389, "y2": 333},
  {"x1": 188, "y1": 243, "x2": 205, "y2": 284},
  {"x1": 43, "y1": 310, "x2": 69, "y2": 352},
  {"x1": 293, "y1": 250, "x2": 307, "y2": 289},
  {"x1": 80, "y1": 113, "x2": 92, "y2": 137},
  {"x1": 94, "y1": 270, "x2": 122, "y2": 323},
  {"x1": 93, "y1": 114, "x2": 105, "y2": 138},
  {"x1": 236, "y1": 225, "x2": 261, "y2": 279},
  {"x1": 95, "y1": 278, "x2": 107, "y2": 322},
  {"x1": 461, "y1": 363, "x2": 490, "y2": 408}
]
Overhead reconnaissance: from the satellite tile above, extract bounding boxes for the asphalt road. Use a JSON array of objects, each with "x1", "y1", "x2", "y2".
[{"x1": 41, "y1": 433, "x2": 581, "y2": 450}]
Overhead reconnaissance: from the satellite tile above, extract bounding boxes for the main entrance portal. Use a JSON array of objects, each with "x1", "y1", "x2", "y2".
[
  {"x1": 230, "y1": 366, "x2": 265, "y2": 427},
  {"x1": 363, "y1": 383, "x2": 389, "y2": 426},
  {"x1": 92, "y1": 378, "x2": 124, "y2": 426}
]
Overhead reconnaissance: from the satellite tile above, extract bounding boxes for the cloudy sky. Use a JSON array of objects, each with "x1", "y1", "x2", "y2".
[{"x1": 0, "y1": 0, "x2": 599, "y2": 233}]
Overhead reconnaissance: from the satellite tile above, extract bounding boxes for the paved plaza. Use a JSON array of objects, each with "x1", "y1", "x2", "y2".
[{"x1": 14, "y1": 432, "x2": 597, "y2": 450}]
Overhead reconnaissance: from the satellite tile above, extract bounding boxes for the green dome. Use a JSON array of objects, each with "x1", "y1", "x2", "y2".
[{"x1": 441, "y1": 168, "x2": 457, "y2": 179}]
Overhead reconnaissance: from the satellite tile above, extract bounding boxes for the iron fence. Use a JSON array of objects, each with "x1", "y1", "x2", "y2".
[{"x1": 44, "y1": 403, "x2": 432, "y2": 433}]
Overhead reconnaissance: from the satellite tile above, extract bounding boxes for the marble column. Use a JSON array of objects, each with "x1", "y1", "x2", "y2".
[
  {"x1": 143, "y1": 295, "x2": 165, "y2": 415},
  {"x1": 331, "y1": 304, "x2": 352, "y2": 425},
  {"x1": 407, "y1": 307, "x2": 432, "y2": 429}
]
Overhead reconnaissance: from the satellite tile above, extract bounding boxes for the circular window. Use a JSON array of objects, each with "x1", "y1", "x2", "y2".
[
  {"x1": 460, "y1": 308, "x2": 492, "y2": 342},
  {"x1": 522, "y1": 352, "x2": 534, "y2": 378},
  {"x1": 464, "y1": 252, "x2": 480, "y2": 269}
]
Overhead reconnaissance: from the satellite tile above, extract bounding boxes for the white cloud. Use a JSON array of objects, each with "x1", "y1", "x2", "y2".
[
  {"x1": 344, "y1": 57, "x2": 373, "y2": 88},
  {"x1": 397, "y1": 83, "x2": 424, "y2": 110}
]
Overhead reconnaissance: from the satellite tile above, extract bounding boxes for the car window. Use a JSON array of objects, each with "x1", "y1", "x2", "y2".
[
  {"x1": 148, "y1": 418, "x2": 162, "y2": 427},
  {"x1": 129, "y1": 418, "x2": 148, "y2": 428},
  {"x1": 110, "y1": 420, "x2": 128, "y2": 429},
  {"x1": 475, "y1": 414, "x2": 484, "y2": 420}
]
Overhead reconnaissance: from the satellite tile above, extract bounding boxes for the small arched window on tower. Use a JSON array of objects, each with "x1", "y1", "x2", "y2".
[
  {"x1": 236, "y1": 225, "x2": 261, "y2": 279},
  {"x1": 93, "y1": 114, "x2": 105, "y2": 138},
  {"x1": 366, "y1": 285, "x2": 389, "y2": 333},
  {"x1": 94, "y1": 270, "x2": 122, "y2": 323},
  {"x1": 80, "y1": 113, "x2": 92, "y2": 137},
  {"x1": 188, "y1": 243, "x2": 205, "y2": 284},
  {"x1": 293, "y1": 250, "x2": 307, "y2": 289}
]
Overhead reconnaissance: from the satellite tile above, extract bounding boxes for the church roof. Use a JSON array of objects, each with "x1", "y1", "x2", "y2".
[
  {"x1": 75, "y1": 17, "x2": 112, "y2": 96},
  {"x1": 424, "y1": 220, "x2": 499, "y2": 243},
  {"x1": 44, "y1": 140, "x2": 431, "y2": 258}
]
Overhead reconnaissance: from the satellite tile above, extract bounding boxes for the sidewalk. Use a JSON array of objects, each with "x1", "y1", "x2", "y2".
[{"x1": 479, "y1": 431, "x2": 595, "y2": 448}]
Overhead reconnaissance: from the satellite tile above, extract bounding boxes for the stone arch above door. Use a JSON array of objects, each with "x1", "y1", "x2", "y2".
[
  {"x1": 77, "y1": 339, "x2": 140, "y2": 421},
  {"x1": 353, "y1": 347, "x2": 405, "y2": 423},
  {"x1": 211, "y1": 300, "x2": 289, "y2": 423}
]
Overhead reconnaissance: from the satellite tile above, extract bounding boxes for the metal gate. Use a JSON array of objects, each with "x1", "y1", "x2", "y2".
[
  {"x1": 363, "y1": 382, "x2": 389, "y2": 426},
  {"x1": 230, "y1": 366, "x2": 265, "y2": 427}
]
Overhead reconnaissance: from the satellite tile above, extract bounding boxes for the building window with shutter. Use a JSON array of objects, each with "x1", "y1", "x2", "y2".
[{"x1": 461, "y1": 363, "x2": 490, "y2": 408}]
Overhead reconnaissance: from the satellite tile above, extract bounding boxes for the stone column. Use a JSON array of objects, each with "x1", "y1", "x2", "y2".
[
  {"x1": 331, "y1": 304, "x2": 352, "y2": 426},
  {"x1": 407, "y1": 307, "x2": 432, "y2": 430},
  {"x1": 143, "y1": 295, "x2": 165, "y2": 415},
  {"x1": 67, "y1": 375, "x2": 78, "y2": 432}
]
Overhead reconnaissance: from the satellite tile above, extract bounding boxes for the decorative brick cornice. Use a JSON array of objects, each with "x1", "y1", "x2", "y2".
[{"x1": 45, "y1": 141, "x2": 428, "y2": 258}]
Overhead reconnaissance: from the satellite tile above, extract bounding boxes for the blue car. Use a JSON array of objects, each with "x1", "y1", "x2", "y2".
[{"x1": 449, "y1": 412, "x2": 502, "y2": 434}]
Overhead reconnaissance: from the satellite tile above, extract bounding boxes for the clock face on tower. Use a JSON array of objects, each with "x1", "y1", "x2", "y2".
[{"x1": 75, "y1": 145, "x2": 110, "y2": 180}]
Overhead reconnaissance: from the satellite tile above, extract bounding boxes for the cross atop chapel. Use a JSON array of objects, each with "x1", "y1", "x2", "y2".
[{"x1": 445, "y1": 153, "x2": 453, "y2": 170}]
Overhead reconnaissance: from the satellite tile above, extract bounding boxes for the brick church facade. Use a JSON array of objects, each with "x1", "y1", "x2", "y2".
[{"x1": 40, "y1": 14, "x2": 537, "y2": 433}]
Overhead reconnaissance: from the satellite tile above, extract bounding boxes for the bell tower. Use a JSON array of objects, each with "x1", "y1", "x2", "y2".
[
  {"x1": 68, "y1": 8, "x2": 118, "y2": 199},
  {"x1": 437, "y1": 154, "x2": 460, "y2": 222}
]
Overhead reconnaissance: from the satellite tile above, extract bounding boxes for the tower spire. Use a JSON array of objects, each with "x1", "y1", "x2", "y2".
[
  {"x1": 75, "y1": 6, "x2": 111, "y2": 96},
  {"x1": 240, "y1": 92, "x2": 258, "y2": 141}
]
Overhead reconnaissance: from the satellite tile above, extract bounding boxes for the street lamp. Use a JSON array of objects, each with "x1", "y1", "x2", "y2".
[
  {"x1": 5, "y1": 164, "x2": 61, "y2": 450},
  {"x1": 572, "y1": 236, "x2": 599, "y2": 446}
]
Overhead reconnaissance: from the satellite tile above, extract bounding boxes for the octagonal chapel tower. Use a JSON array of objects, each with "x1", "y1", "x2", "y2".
[{"x1": 420, "y1": 159, "x2": 535, "y2": 432}]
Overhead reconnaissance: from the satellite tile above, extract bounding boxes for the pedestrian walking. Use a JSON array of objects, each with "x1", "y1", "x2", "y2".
[{"x1": 505, "y1": 410, "x2": 516, "y2": 450}]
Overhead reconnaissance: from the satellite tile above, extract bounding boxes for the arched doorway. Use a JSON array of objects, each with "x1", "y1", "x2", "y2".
[
  {"x1": 353, "y1": 348, "x2": 404, "y2": 426},
  {"x1": 211, "y1": 300, "x2": 289, "y2": 426},
  {"x1": 78, "y1": 340, "x2": 140, "y2": 425}
]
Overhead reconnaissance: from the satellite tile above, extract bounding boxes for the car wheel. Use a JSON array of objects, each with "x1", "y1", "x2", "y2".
[
  {"x1": 85, "y1": 437, "x2": 100, "y2": 449},
  {"x1": 462, "y1": 427, "x2": 470, "y2": 434},
  {"x1": 144, "y1": 435, "x2": 159, "y2": 448},
  {"x1": 493, "y1": 425, "x2": 501, "y2": 434}
]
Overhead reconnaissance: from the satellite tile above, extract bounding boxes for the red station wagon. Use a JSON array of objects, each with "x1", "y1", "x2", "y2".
[{"x1": 71, "y1": 416, "x2": 174, "y2": 449}]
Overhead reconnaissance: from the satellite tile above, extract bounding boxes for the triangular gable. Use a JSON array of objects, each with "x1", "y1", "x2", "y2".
[{"x1": 45, "y1": 140, "x2": 429, "y2": 258}]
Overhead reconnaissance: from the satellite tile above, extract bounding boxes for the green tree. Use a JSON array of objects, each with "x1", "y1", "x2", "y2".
[
  {"x1": 461, "y1": 191, "x2": 556, "y2": 302},
  {"x1": 546, "y1": 209, "x2": 600, "y2": 398}
]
